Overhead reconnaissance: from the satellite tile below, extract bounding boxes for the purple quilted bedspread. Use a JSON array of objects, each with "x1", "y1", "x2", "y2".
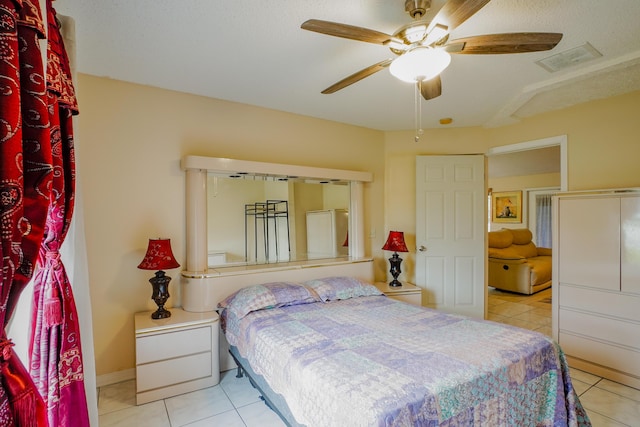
[{"x1": 223, "y1": 295, "x2": 590, "y2": 426}]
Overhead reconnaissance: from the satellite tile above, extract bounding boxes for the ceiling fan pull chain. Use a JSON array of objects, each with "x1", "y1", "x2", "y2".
[{"x1": 415, "y1": 81, "x2": 424, "y2": 142}]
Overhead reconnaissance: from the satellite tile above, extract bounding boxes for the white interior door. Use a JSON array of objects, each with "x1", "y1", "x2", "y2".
[{"x1": 416, "y1": 155, "x2": 487, "y2": 318}]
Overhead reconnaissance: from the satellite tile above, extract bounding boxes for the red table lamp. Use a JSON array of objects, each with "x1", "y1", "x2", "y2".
[
  {"x1": 382, "y1": 231, "x2": 409, "y2": 287},
  {"x1": 138, "y1": 238, "x2": 180, "y2": 319}
]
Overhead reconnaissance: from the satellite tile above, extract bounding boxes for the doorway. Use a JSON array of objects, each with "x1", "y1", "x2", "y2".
[
  {"x1": 487, "y1": 135, "x2": 567, "y2": 192},
  {"x1": 486, "y1": 136, "x2": 567, "y2": 323},
  {"x1": 487, "y1": 135, "x2": 566, "y2": 238}
]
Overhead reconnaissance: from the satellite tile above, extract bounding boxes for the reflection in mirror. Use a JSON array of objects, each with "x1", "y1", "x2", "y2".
[
  {"x1": 207, "y1": 175, "x2": 349, "y2": 267},
  {"x1": 182, "y1": 155, "x2": 371, "y2": 273}
]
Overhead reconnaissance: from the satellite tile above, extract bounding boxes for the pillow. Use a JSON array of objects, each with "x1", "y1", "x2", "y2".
[
  {"x1": 510, "y1": 228, "x2": 533, "y2": 245},
  {"x1": 488, "y1": 229, "x2": 513, "y2": 249},
  {"x1": 217, "y1": 282, "x2": 319, "y2": 318},
  {"x1": 304, "y1": 276, "x2": 383, "y2": 302}
]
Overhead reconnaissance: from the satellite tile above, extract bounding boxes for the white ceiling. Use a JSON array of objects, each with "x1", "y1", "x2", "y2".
[{"x1": 55, "y1": 0, "x2": 640, "y2": 131}]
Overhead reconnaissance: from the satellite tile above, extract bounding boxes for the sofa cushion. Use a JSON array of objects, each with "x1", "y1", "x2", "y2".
[
  {"x1": 537, "y1": 247, "x2": 552, "y2": 256},
  {"x1": 510, "y1": 228, "x2": 533, "y2": 245},
  {"x1": 528, "y1": 256, "x2": 552, "y2": 286},
  {"x1": 512, "y1": 242, "x2": 539, "y2": 259},
  {"x1": 488, "y1": 247, "x2": 524, "y2": 259},
  {"x1": 488, "y1": 229, "x2": 513, "y2": 249}
]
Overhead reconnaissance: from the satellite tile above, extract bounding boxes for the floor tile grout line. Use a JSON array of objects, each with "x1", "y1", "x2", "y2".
[
  {"x1": 220, "y1": 373, "x2": 264, "y2": 411},
  {"x1": 584, "y1": 407, "x2": 632, "y2": 427},
  {"x1": 590, "y1": 379, "x2": 640, "y2": 403},
  {"x1": 578, "y1": 383, "x2": 598, "y2": 397},
  {"x1": 163, "y1": 400, "x2": 174, "y2": 427}
]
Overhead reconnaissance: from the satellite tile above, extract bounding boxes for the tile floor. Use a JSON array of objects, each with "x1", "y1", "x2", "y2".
[
  {"x1": 488, "y1": 287, "x2": 640, "y2": 426},
  {"x1": 98, "y1": 289, "x2": 640, "y2": 426},
  {"x1": 98, "y1": 370, "x2": 286, "y2": 427}
]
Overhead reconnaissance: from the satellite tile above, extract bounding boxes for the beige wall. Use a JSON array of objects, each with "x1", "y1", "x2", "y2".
[
  {"x1": 489, "y1": 172, "x2": 560, "y2": 193},
  {"x1": 74, "y1": 71, "x2": 640, "y2": 377},
  {"x1": 74, "y1": 74, "x2": 385, "y2": 376},
  {"x1": 383, "y1": 90, "x2": 640, "y2": 286}
]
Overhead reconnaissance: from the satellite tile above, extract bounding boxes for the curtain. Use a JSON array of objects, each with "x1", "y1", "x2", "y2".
[
  {"x1": 27, "y1": 2, "x2": 89, "y2": 426},
  {"x1": 535, "y1": 194, "x2": 553, "y2": 248},
  {"x1": 0, "y1": 0, "x2": 51, "y2": 425}
]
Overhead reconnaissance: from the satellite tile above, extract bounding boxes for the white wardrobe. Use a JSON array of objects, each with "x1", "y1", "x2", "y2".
[
  {"x1": 306, "y1": 209, "x2": 348, "y2": 259},
  {"x1": 553, "y1": 190, "x2": 640, "y2": 389}
]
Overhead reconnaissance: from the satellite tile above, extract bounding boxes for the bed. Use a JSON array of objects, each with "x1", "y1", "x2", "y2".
[{"x1": 217, "y1": 277, "x2": 591, "y2": 426}]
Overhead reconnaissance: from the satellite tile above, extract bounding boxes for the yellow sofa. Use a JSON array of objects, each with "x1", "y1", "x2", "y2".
[{"x1": 488, "y1": 228, "x2": 552, "y2": 295}]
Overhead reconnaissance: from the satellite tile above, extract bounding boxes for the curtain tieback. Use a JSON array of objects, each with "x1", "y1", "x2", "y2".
[
  {"x1": 41, "y1": 250, "x2": 63, "y2": 271},
  {"x1": 44, "y1": 270, "x2": 63, "y2": 327},
  {"x1": 44, "y1": 250, "x2": 61, "y2": 262},
  {"x1": 0, "y1": 339, "x2": 14, "y2": 366}
]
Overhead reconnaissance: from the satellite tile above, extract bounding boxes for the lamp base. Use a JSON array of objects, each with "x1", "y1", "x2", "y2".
[
  {"x1": 149, "y1": 270, "x2": 172, "y2": 320},
  {"x1": 388, "y1": 279, "x2": 403, "y2": 287},
  {"x1": 151, "y1": 306, "x2": 171, "y2": 319},
  {"x1": 388, "y1": 252, "x2": 404, "y2": 288}
]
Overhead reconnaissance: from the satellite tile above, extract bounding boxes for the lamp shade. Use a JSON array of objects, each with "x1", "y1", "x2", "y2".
[
  {"x1": 382, "y1": 231, "x2": 409, "y2": 253},
  {"x1": 138, "y1": 238, "x2": 180, "y2": 270},
  {"x1": 389, "y1": 47, "x2": 451, "y2": 83}
]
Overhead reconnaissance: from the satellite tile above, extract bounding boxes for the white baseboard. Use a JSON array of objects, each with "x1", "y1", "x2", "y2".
[
  {"x1": 96, "y1": 366, "x2": 235, "y2": 389},
  {"x1": 96, "y1": 368, "x2": 135, "y2": 388}
]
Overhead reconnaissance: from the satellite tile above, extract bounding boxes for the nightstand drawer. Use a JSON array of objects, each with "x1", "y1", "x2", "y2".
[
  {"x1": 136, "y1": 351, "x2": 212, "y2": 392},
  {"x1": 374, "y1": 282, "x2": 422, "y2": 306},
  {"x1": 136, "y1": 325, "x2": 212, "y2": 364},
  {"x1": 135, "y1": 309, "x2": 220, "y2": 404},
  {"x1": 388, "y1": 292, "x2": 421, "y2": 306}
]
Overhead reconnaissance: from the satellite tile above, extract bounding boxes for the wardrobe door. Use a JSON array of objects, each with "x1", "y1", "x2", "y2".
[
  {"x1": 558, "y1": 197, "x2": 620, "y2": 291},
  {"x1": 621, "y1": 196, "x2": 640, "y2": 295}
]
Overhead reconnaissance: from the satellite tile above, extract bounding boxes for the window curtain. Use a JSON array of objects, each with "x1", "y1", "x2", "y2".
[
  {"x1": 0, "y1": 0, "x2": 51, "y2": 425},
  {"x1": 27, "y1": 2, "x2": 90, "y2": 426},
  {"x1": 535, "y1": 194, "x2": 553, "y2": 248}
]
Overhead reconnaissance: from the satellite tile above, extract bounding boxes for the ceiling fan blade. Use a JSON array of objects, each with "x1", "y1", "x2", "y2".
[
  {"x1": 301, "y1": 19, "x2": 393, "y2": 45},
  {"x1": 419, "y1": 76, "x2": 442, "y2": 100},
  {"x1": 322, "y1": 59, "x2": 393, "y2": 94},
  {"x1": 428, "y1": 0, "x2": 491, "y2": 34},
  {"x1": 446, "y1": 33, "x2": 563, "y2": 54}
]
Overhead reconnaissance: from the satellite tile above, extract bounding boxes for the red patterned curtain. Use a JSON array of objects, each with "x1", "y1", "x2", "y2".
[
  {"x1": 1, "y1": 0, "x2": 51, "y2": 425},
  {"x1": 27, "y1": 2, "x2": 89, "y2": 426}
]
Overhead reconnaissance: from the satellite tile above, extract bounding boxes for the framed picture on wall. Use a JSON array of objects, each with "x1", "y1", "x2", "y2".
[{"x1": 492, "y1": 191, "x2": 522, "y2": 223}]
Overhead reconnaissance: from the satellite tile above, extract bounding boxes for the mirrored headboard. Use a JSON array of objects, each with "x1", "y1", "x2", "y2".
[{"x1": 181, "y1": 156, "x2": 373, "y2": 273}]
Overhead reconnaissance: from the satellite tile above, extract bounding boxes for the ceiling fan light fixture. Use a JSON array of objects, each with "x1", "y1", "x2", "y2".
[
  {"x1": 389, "y1": 47, "x2": 451, "y2": 83},
  {"x1": 423, "y1": 24, "x2": 449, "y2": 46}
]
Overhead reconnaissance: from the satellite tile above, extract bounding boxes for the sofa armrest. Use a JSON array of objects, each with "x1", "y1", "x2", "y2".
[
  {"x1": 488, "y1": 259, "x2": 532, "y2": 294},
  {"x1": 536, "y1": 247, "x2": 552, "y2": 256}
]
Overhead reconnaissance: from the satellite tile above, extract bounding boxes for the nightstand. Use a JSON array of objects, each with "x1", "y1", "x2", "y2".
[
  {"x1": 135, "y1": 308, "x2": 220, "y2": 405},
  {"x1": 374, "y1": 281, "x2": 422, "y2": 306}
]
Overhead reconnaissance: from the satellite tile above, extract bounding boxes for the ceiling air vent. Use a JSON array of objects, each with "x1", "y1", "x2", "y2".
[{"x1": 536, "y1": 43, "x2": 602, "y2": 72}]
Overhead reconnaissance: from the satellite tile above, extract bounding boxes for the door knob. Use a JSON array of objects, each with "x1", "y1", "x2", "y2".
[{"x1": 418, "y1": 245, "x2": 427, "y2": 252}]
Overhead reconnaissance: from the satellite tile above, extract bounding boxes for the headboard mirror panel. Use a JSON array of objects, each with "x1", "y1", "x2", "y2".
[
  {"x1": 207, "y1": 175, "x2": 349, "y2": 266},
  {"x1": 181, "y1": 156, "x2": 373, "y2": 273}
]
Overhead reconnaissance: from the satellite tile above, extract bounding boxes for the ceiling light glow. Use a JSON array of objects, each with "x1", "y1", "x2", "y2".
[{"x1": 389, "y1": 47, "x2": 451, "y2": 83}]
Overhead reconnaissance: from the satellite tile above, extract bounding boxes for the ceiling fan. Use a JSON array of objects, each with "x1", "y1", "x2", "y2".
[{"x1": 301, "y1": 0, "x2": 563, "y2": 100}]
